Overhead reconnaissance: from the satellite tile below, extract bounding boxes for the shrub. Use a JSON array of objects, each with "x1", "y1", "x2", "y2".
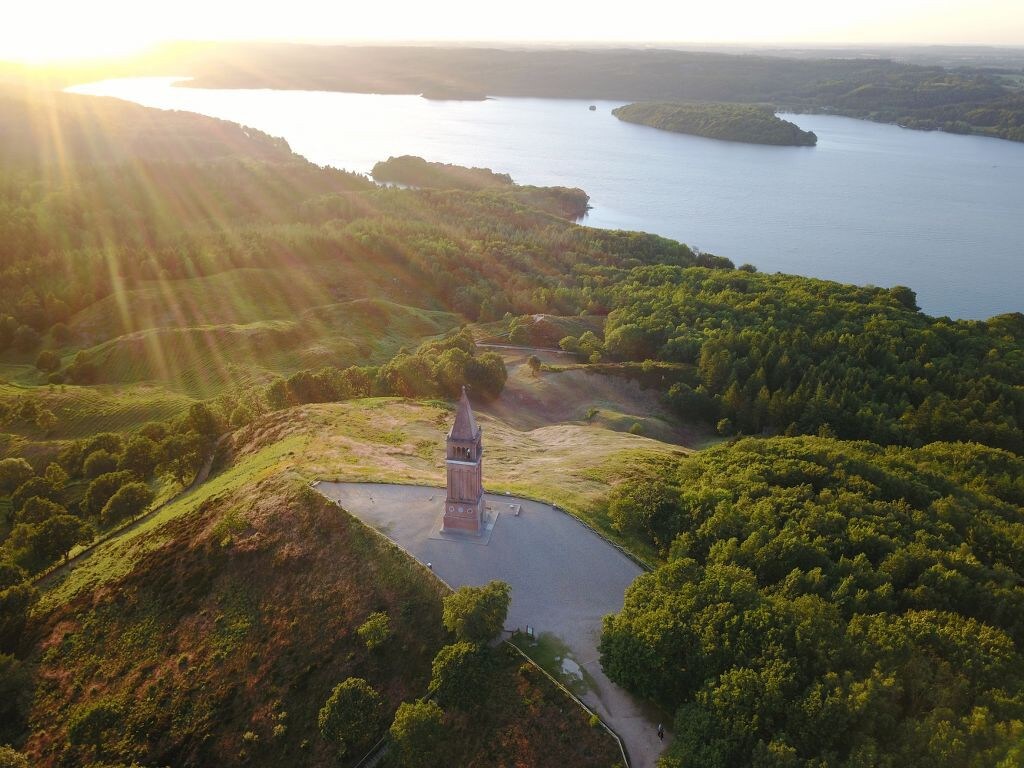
[
  {"x1": 0, "y1": 746, "x2": 29, "y2": 768},
  {"x1": 357, "y1": 611, "x2": 391, "y2": 651},
  {"x1": 50, "y1": 322, "x2": 73, "y2": 345},
  {"x1": 67, "y1": 698, "x2": 123, "y2": 753}
]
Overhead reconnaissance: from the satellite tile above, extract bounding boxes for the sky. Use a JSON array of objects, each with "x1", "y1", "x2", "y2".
[{"x1": 3, "y1": 0, "x2": 1023, "y2": 62}]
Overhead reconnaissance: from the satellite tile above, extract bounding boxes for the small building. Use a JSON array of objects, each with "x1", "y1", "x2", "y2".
[{"x1": 443, "y1": 387, "x2": 484, "y2": 534}]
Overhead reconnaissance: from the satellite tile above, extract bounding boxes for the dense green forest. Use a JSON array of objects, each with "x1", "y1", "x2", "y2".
[
  {"x1": 561, "y1": 265, "x2": 1024, "y2": 453},
  {"x1": 112, "y1": 44, "x2": 1024, "y2": 143},
  {"x1": 1, "y1": 81, "x2": 1023, "y2": 767},
  {"x1": 600, "y1": 437, "x2": 1024, "y2": 767},
  {"x1": 612, "y1": 103, "x2": 818, "y2": 145}
]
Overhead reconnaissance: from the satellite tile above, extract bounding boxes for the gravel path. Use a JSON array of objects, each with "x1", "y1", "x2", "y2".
[{"x1": 316, "y1": 481, "x2": 669, "y2": 768}]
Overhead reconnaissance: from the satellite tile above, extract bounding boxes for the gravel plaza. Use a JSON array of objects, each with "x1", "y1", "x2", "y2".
[{"x1": 315, "y1": 481, "x2": 667, "y2": 767}]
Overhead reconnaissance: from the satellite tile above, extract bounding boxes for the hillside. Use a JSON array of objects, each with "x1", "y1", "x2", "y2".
[
  {"x1": 612, "y1": 102, "x2": 818, "y2": 146},
  {"x1": 22, "y1": 451, "x2": 620, "y2": 766},
  {"x1": 0, "y1": 80, "x2": 1022, "y2": 768}
]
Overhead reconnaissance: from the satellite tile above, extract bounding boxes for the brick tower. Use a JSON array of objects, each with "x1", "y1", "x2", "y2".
[{"x1": 443, "y1": 386, "x2": 484, "y2": 534}]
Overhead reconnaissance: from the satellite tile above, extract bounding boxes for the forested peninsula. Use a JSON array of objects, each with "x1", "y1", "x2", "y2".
[
  {"x1": 612, "y1": 102, "x2": 818, "y2": 145},
  {"x1": 371, "y1": 155, "x2": 591, "y2": 217}
]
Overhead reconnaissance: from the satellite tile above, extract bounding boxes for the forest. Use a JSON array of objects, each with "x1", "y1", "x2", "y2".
[
  {"x1": 561, "y1": 265, "x2": 1024, "y2": 453},
  {"x1": 612, "y1": 103, "x2": 818, "y2": 145},
  {"x1": 600, "y1": 437, "x2": 1024, "y2": 767},
  {"x1": 0, "y1": 80, "x2": 1022, "y2": 766}
]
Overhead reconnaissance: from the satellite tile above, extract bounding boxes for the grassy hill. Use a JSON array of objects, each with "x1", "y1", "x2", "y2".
[
  {"x1": 18, "y1": 395, "x2": 656, "y2": 766},
  {"x1": 26, "y1": 469, "x2": 619, "y2": 767}
]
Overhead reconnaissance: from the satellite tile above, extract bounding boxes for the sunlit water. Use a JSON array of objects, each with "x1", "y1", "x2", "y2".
[{"x1": 69, "y1": 77, "x2": 1024, "y2": 319}]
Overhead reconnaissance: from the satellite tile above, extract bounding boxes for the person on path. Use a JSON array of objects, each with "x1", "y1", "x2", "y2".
[{"x1": 657, "y1": 723, "x2": 664, "y2": 741}]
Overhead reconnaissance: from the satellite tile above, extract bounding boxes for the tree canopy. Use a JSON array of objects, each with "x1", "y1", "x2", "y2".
[
  {"x1": 600, "y1": 436, "x2": 1024, "y2": 767},
  {"x1": 441, "y1": 581, "x2": 511, "y2": 646}
]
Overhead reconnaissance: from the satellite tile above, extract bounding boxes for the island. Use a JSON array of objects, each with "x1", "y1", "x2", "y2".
[
  {"x1": 372, "y1": 155, "x2": 514, "y2": 190},
  {"x1": 612, "y1": 102, "x2": 818, "y2": 146}
]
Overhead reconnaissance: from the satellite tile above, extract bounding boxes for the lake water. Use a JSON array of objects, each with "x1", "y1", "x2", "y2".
[{"x1": 68, "y1": 77, "x2": 1024, "y2": 319}]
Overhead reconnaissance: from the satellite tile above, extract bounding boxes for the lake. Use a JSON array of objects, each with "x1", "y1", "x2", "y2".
[{"x1": 68, "y1": 77, "x2": 1024, "y2": 319}]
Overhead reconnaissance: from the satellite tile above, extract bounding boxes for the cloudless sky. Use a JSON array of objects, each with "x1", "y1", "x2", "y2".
[{"x1": 3, "y1": 0, "x2": 1023, "y2": 61}]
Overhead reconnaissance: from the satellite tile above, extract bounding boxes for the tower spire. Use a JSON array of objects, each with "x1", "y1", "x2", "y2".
[{"x1": 443, "y1": 387, "x2": 484, "y2": 534}]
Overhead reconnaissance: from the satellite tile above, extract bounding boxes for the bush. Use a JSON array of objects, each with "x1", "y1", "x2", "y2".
[
  {"x1": 229, "y1": 405, "x2": 253, "y2": 428},
  {"x1": 317, "y1": 677, "x2": 383, "y2": 755},
  {"x1": 67, "y1": 698, "x2": 123, "y2": 753},
  {"x1": 0, "y1": 747, "x2": 28, "y2": 768},
  {"x1": 357, "y1": 611, "x2": 391, "y2": 651},
  {"x1": 441, "y1": 580, "x2": 511, "y2": 645},
  {"x1": 389, "y1": 699, "x2": 445, "y2": 768}
]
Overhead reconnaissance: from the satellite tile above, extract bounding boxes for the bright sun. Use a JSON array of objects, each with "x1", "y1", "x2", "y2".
[{"x1": 1, "y1": 6, "x2": 157, "y2": 64}]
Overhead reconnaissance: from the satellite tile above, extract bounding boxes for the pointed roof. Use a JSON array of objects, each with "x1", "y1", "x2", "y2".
[{"x1": 450, "y1": 386, "x2": 479, "y2": 441}]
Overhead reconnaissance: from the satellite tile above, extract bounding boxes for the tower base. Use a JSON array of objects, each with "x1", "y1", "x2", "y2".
[{"x1": 442, "y1": 494, "x2": 485, "y2": 535}]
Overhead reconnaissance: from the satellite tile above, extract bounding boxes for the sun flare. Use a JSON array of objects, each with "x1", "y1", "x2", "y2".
[{"x1": 1, "y1": 7, "x2": 156, "y2": 64}]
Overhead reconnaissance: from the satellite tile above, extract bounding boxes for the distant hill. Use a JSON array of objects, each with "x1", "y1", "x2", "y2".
[
  {"x1": 126, "y1": 43, "x2": 1024, "y2": 143},
  {"x1": 613, "y1": 102, "x2": 818, "y2": 146}
]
